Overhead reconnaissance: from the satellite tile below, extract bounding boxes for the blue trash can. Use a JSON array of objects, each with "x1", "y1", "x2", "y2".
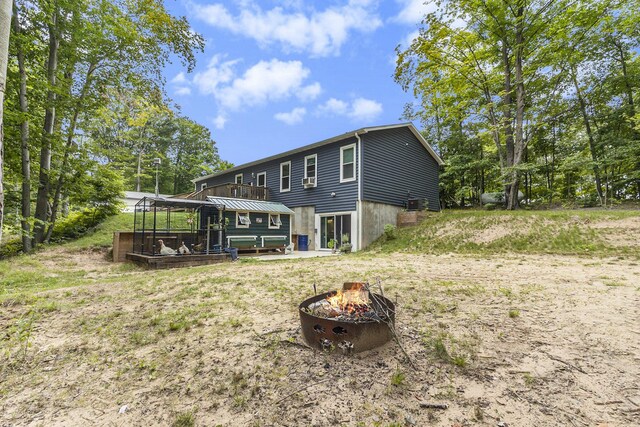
[
  {"x1": 298, "y1": 234, "x2": 309, "y2": 251},
  {"x1": 225, "y1": 247, "x2": 239, "y2": 261}
]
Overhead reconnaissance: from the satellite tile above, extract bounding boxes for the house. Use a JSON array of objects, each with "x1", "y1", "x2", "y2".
[
  {"x1": 121, "y1": 191, "x2": 171, "y2": 212},
  {"x1": 192, "y1": 123, "x2": 444, "y2": 251}
]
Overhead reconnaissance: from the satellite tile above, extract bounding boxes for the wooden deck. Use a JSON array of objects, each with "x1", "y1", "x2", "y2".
[{"x1": 125, "y1": 252, "x2": 231, "y2": 269}]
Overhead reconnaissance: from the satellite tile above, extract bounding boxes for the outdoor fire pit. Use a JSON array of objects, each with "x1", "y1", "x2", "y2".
[{"x1": 299, "y1": 282, "x2": 395, "y2": 354}]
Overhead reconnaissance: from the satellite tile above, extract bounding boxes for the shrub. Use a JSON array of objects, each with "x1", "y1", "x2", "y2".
[{"x1": 383, "y1": 224, "x2": 397, "y2": 240}]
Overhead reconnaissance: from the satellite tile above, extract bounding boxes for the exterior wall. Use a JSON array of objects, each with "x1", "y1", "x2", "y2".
[
  {"x1": 222, "y1": 210, "x2": 291, "y2": 248},
  {"x1": 359, "y1": 201, "x2": 404, "y2": 249},
  {"x1": 361, "y1": 127, "x2": 441, "y2": 211},
  {"x1": 291, "y1": 206, "x2": 316, "y2": 251},
  {"x1": 200, "y1": 136, "x2": 359, "y2": 214}
]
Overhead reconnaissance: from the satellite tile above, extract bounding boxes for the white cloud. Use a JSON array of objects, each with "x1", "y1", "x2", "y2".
[
  {"x1": 394, "y1": 0, "x2": 438, "y2": 25},
  {"x1": 192, "y1": 56, "x2": 238, "y2": 96},
  {"x1": 213, "y1": 114, "x2": 227, "y2": 130},
  {"x1": 317, "y1": 97, "x2": 382, "y2": 121},
  {"x1": 175, "y1": 87, "x2": 192, "y2": 96},
  {"x1": 274, "y1": 107, "x2": 307, "y2": 125},
  {"x1": 171, "y1": 72, "x2": 188, "y2": 84},
  {"x1": 318, "y1": 98, "x2": 348, "y2": 115},
  {"x1": 209, "y1": 59, "x2": 321, "y2": 111},
  {"x1": 191, "y1": 0, "x2": 382, "y2": 57},
  {"x1": 350, "y1": 97, "x2": 383, "y2": 121}
]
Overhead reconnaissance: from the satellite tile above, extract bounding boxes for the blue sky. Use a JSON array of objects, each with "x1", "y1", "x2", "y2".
[{"x1": 163, "y1": 0, "x2": 432, "y2": 166}]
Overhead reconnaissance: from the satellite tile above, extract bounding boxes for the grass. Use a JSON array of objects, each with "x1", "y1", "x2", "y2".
[
  {"x1": 368, "y1": 209, "x2": 640, "y2": 258},
  {"x1": 62, "y1": 212, "x2": 135, "y2": 250}
]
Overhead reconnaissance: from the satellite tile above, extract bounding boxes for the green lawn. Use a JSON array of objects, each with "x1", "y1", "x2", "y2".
[{"x1": 368, "y1": 209, "x2": 640, "y2": 258}]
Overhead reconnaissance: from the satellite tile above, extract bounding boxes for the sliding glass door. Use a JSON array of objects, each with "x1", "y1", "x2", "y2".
[{"x1": 320, "y1": 214, "x2": 352, "y2": 249}]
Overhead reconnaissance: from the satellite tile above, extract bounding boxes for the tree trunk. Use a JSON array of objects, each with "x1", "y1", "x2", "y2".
[
  {"x1": 507, "y1": 6, "x2": 526, "y2": 210},
  {"x1": 501, "y1": 39, "x2": 516, "y2": 208},
  {"x1": 571, "y1": 68, "x2": 604, "y2": 205},
  {"x1": 0, "y1": 0, "x2": 13, "y2": 243},
  {"x1": 34, "y1": 11, "x2": 59, "y2": 244},
  {"x1": 136, "y1": 150, "x2": 143, "y2": 192},
  {"x1": 45, "y1": 62, "x2": 96, "y2": 243},
  {"x1": 12, "y1": 0, "x2": 31, "y2": 251}
]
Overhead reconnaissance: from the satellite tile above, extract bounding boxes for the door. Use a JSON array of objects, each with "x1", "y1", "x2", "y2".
[{"x1": 320, "y1": 214, "x2": 351, "y2": 248}]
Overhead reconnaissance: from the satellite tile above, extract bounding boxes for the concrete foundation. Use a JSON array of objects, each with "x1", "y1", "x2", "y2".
[
  {"x1": 291, "y1": 206, "x2": 316, "y2": 251},
  {"x1": 359, "y1": 201, "x2": 404, "y2": 249}
]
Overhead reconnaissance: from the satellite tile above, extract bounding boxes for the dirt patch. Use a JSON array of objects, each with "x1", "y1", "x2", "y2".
[{"x1": 1, "y1": 251, "x2": 639, "y2": 427}]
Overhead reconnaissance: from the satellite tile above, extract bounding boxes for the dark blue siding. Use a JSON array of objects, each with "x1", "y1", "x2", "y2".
[
  {"x1": 223, "y1": 211, "x2": 291, "y2": 247},
  {"x1": 362, "y1": 127, "x2": 440, "y2": 211},
  {"x1": 202, "y1": 137, "x2": 359, "y2": 213}
]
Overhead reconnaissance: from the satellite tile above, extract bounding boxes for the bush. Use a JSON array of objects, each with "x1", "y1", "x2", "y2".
[
  {"x1": 50, "y1": 208, "x2": 115, "y2": 243},
  {"x1": 0, "y1": 237, "x2": 23, "y2": 258},
  {"x1": 483, "y1": 203, "x2": 496, "y2": 211},
  {"x1": 384, "y1": 224, "x2": 397, "y2": 240}
]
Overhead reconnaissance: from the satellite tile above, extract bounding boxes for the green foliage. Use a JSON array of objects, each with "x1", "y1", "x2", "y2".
[
  {"x1": 172, "y1": 412, "x2": 195, "y2": 427},
  {"x1": 396, "y1": 0, "x2": 640, "y2": 208},
  {"x1": 390, "y1": 369, "x2": 406, "y2": 387},
  {"x1": 383, "y1": 224, "x2": 397, "y2": 240}
]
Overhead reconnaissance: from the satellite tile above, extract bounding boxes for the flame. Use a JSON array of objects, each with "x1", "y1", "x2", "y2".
[{"x1": 325, "y1": 285, "x2": 370, "y2": 314}]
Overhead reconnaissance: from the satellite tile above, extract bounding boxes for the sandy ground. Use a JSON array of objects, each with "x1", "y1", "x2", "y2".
[{"x1": 1, "y1": 249, "x2": 640, "y2": 427}]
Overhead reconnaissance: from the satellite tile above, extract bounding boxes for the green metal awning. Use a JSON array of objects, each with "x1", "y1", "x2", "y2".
[{"x1": 206, "y1": 196, "x2": 294, "y2": 214}]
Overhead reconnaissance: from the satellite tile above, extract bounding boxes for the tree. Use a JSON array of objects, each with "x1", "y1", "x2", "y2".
[
  {"x1": 0, "y1": 0, "x2": 12, "y2": 243},
  {"x1": 4, "y1": 0, "x2": 205, "y2": 249},
  {"x1": 395, "y1": 0, "x2": 628, "y2": 209}
]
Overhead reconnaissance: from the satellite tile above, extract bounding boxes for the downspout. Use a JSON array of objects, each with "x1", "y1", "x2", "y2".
[{"x1": 355, "y1": 131, "x2": 364, "y2": 251}]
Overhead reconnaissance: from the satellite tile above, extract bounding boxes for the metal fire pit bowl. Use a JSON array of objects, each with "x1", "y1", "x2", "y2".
[{"x1": 299, "y1": 291, "x2": 395, "y2": 354}]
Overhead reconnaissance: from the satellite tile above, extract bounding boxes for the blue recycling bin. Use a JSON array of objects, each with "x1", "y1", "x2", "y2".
[
  {"x1": 225, "y1": 247, "x2": 239, "y2": 261},
  {"x1": 297, "y1": 234, "x2": 309, "y2": 251}
]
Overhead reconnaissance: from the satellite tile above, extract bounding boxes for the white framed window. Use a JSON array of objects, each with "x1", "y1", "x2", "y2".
[
  {"x1": 269, "y1": 213, "x2": 282, "y2": 229},
  {"x1": 236, "y1": 212, "x2": 251, "y2": 228},
  {"x1": 200, "y1": 183, "x2": 207, "y2": 191},
  {"x1": 235, "y1": 173, "x2": 243, "y2": 184},
  {"x1": 257, "y1": 172, "x2": 266, "y2": 187},
  {"x1": 340, "y1": 144, "x2": 356, "y2": 182},
  {"x1": 280, "y1": 161, "x2": 291, "y2": 192},
  {"x1": 304, "y1": 154, "x2": 317, "y2": 187}
]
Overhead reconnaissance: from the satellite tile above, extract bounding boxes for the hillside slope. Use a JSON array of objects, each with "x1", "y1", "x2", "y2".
[{"x1": 370, "y1": 210, "x2": 640, "y2": 258}]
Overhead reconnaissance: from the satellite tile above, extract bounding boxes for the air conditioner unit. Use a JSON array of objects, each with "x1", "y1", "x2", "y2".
[{"x1": 302, "y1": 177, "x2": 316, "y2": 188}]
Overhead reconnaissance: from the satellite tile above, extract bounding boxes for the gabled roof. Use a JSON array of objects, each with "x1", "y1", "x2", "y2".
[
  {"x1": 206, "y1": 196, "x2": 294, "y2": 214},
  {"x1": 193, "y1": 123, "x2": 444, "y2": 183}
]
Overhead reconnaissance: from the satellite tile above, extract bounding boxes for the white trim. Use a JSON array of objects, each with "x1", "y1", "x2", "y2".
[
  {"x1": 280, "y1": 161, "x2": 291, "y2": 192},
  {"x1": 355, "y1": 131, "x2": 363, "y2": 252},
  {"x1": 200, "y1": 183, "x2": 207, "y2": 191},
  {"x1": 268, "y1": 213, "x2": 281, "y2": 229},
  {"x1": 303, "y1": 154, "x2": 317, "y2": 187},
  {"x1": 236, "y1": 212, "x2": 251, "y2": 228},
  {"x1": 256, "y1": 171, "x2": 267, "y2": 187},
  {"x1": 235, "y1": 173, "x2": 243, "y2": 184},
  {"x1": 340, "y1": 143, "x2": 356, "y2": 183}
]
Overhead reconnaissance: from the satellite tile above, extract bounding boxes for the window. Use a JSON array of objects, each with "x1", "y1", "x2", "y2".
[
  {"x1": 200, "y1": 183, "x2": 207, "y2": 191},
  {"x1": 304, "y1": 154, "x2": 317, "y2": 187},
  {"x1": 236, "y1": 212, "x2": 251, "y2": 228},
  {"x1": 235, "y1": 173, "x2": 243, "y2": 184},
  {"x1": 340, "y1": 144, "x2": 356, "y2": 182},
  {"x1": 280, "y1": 161, "x2": 291, "y2": 192},
  {"x1": 257, "y1": 172, "x2": 266, "y2": 187},
  {"x1": 269, "y1": 214, "x2": 282, "y2": 229}
]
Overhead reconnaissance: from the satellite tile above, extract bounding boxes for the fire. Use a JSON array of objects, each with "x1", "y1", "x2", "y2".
[{"x1": 325, "y1": 283, "x2": 370, "y2": 314}]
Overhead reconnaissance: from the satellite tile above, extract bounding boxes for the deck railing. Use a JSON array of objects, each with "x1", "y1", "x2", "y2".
[{"x1": 191, "y1": 183, "x2": 270, "y2": 201}]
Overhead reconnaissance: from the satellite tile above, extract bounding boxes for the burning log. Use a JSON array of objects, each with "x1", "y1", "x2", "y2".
[{"x1": 299, "y1": 282, "x2": 396, "y2": 353}]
